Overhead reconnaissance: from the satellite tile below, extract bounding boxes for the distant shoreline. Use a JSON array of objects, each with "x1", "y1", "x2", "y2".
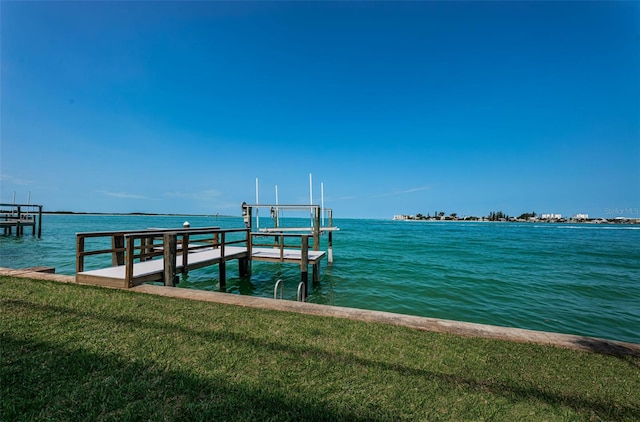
[
  {"x1": 42, "y1": 211, "x2": 235, "y2": 218},
  {"x1": 392, "y1": 216, "x2": 640, "y2": 224}
]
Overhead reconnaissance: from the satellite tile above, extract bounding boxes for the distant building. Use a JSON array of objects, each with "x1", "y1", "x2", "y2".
[
  {"x1": 393, "y1": 214, "x2": 414, "y2": 221},
  {"x1": 573, "y1": 213, "x2": 589, "y2": 220},
  {"x1": 541, "y1": 213, "x2": 562, "y2": 220}
]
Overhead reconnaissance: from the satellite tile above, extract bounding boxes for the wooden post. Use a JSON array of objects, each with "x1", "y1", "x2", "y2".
[
  {"x1": 141, "y1": 237, "x2": 152, "y2": 261},
  {"x1": 181, "y1": 233, "x2": 189, "y2": 274},
  {"x1": 246, "y1": 229, "x2": 252, "y2": 276},
  {"x1": 112, "y1": 235, "x2": 125, "y2": 266},
  {"x1": 125, "y1": 236, "x2": 134, "y2": 287},
  {"x1": 238, "y1": 257, "x2": 249, "y2": 277},
  {"x1": 163, "y1": 233, "x2": 177, "y2": 287},
  {"x1": 37, "y1": 205, "x2": 43, "y2": 238},
  {"x1": 328, "y1": 209, "x2": 333, "y2": 264},
  {"x1": 313, "y1": 261, "x2": 320, "y2": 283},
  {"x1": 219, "y1": 231, "x2": 226, "y2": 290},
  {"x1": 76, "y1": 235, "x2": 85, "y2": 274},
  {"x1": 213, "y1": 232, "x2": 219, "y2": 248},
  {"x1": 16, "y1": 206, "x2": 22, "y2": 236},
  {"x1": 301, "y1": 235, "x2": 309, "y2": 298},
  {"x1": 238, "y1": 230, "x2": 251, "y2": 276},
  {"x1": 279, "y1": 234, "x2": 284, "y2": 261},
  {"x1": 313, "y1": 206, "x2": 320, "y2": 250}
]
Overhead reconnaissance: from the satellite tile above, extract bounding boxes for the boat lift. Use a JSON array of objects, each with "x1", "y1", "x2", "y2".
[{"x1": 241, "y1": 202, "x2": 338, "y2": 264}]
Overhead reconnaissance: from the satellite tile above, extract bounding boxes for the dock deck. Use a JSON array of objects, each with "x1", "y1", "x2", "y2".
[
  {"x1": 77, "y1": 246, "x2": 249, "y2": 288},
  {"x1": 77, "y1": 246, "x2": 326, "y2": 289},
  {"x1": 75, "y1": 202, "x2": 337, "y2": 299},
  {"x1": 1, "y1": 203, "x2": 43, "y2": 237},
  {"x1": 76, "y1": 226, "x2": 328, "y2": 295}
]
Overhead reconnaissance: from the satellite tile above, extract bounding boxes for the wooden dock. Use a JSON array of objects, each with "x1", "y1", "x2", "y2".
[
  {"x1": 1, "y1": 203, "x2": 43, "y2": 237},
  {"x1": 75, "y1": 202, "x2": 338, "y2": 300},
  {"x1": 76, "y1": 226, "x2": 327, "y2": 298}
]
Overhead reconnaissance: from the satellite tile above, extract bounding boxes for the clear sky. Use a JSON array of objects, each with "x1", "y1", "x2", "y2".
[{"x1": 2, "y1": 1, "x2": 639, "y2": 219}]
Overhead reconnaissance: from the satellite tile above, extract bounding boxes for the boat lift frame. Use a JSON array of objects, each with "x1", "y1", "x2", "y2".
[{"x1": 241, "y1": 202, "x2": 338, "y2": 264}]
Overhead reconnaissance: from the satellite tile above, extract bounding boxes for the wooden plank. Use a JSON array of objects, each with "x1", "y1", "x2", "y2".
[
  {"x1": 75, "y1": 239, "x2": 325, "y2": 291},
  {"x1": 251, "y1": 248, "x2": 325, "y2": 264},
  {"x1": 76, "y1": 246, "x2": 249, "y2": 285}
]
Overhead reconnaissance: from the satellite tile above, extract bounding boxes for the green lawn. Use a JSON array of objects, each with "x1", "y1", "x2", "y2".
[{"x1": 1, "y1": 276, "x2": 639, "y2": 421}]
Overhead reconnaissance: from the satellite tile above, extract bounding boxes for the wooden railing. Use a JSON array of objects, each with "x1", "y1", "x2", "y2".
[
  {"x1": 76, "y1": 227, "x2": 251, "y2": 287},
  {"x1": 250, "y1": 232, "x2": 311, "y2": 262}
]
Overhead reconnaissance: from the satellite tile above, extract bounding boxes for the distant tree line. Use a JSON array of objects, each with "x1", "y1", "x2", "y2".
[
  {"x1": 487, "y1": 211, "x2": 507, "y2": 221},
  {"x1": 406, "y1": 211, "x2": 539, "y2": 221}
]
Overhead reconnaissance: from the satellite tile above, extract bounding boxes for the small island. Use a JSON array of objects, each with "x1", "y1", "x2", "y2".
[{"x1": 393, "y1": 211, "x2": 640, "y2": 224}]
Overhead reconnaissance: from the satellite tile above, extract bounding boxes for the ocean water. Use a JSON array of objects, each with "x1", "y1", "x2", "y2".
[{"x1": 1, "y1": 214, "x2": 639, "y2": 344}]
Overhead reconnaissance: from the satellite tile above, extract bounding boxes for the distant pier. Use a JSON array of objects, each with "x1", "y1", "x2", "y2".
[{"x1": 1, "y1": 203, "x2": 43, "y2": 237}]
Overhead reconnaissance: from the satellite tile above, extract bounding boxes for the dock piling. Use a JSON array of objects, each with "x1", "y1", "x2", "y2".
[
  {"x1": 163, "y1": 233, "x2": 177, "y2": 287},
  {"x1": 301, "y1": 235, "x2": 309, "y2": 298}
]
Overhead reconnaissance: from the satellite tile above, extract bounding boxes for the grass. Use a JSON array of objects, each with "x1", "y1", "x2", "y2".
[{"x1": 1, "y1": 276, "x2": 639, "y2": 421}]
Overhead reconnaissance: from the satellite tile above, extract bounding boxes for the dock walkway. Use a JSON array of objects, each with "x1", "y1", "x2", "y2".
[
  {"x1": 77, "y1": 246, "x2": 326, "y2": 289},
  {"x1": 76, "y1": 226, "x2": 327, "y2": 296},
  {"x1": 77, "y1": 246, "x2": 249, "y2": 288},
  {"x1": 1, "y1": 203, "x2": 43, "y2": 237}
]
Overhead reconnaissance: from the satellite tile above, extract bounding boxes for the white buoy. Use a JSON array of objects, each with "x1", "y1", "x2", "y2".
[{"x1": 183, "y1": 221, "x2": 190, "y2": 228}]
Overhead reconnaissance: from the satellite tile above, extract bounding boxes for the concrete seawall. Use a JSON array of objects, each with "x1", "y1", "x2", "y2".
[{"x1": 2, "y1": 267, "x2": 638, "y2": 357}]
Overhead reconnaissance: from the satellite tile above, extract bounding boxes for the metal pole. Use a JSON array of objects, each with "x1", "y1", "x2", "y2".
[
  {"x1": 275, "y1": 185, "x2": 279, "y2": 228},
  {"x1": 255, "y1": 177, "x2": 260, "y2": 229},
  {"x1": 321, "y1": 182, "x2": 324, "y2": 226}
]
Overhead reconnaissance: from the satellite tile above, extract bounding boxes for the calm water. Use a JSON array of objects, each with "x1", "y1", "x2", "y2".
[{"x1": 1, "y1": 214, "x2": 639, "y2": 344}]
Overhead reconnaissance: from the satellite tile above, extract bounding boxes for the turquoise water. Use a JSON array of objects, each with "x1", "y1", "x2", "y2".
[{"x1": 1, "y1": 214, "x2": 639, "y2": 344}]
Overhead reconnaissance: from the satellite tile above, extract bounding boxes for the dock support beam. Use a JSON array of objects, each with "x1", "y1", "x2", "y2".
[
  {"x1": 240, "y1": 227, "x2": 252, "y2": 277},
  {"x1": 163, "y1": 233, "x2": 177, "y2": 287},
  {"x1": 300, "y1": 235, "x2": 309, "y2": 298},
  {"x1": 238, "y1": 258, "x2": 251, "y2": 277},
  {"x1": 328, "y1": 210, "x2": 334, "y2": 264},
  {"x1": 37, "y1": 206, "x2": 43, "y2": 238},
  {"x1": 181, "y1": 233, "x2": 189, "y2": 274},
  {"x1": 219, "y1": 232, "x2": 226, "y2": 290}
]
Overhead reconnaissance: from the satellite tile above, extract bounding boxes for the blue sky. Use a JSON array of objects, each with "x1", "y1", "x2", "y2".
[{"x1": 2, "y1": 1, "x2": 638, "y2": 219}]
